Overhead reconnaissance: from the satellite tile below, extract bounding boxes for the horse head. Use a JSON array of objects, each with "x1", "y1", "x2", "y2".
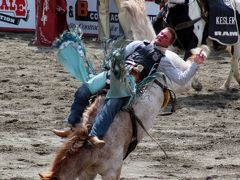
[
  {"x1": 39, "y1": 124, "x2": 93, "y2": 179},
  {"x1": 39, "y1": 96, "x2": 105, "y2": 179}
]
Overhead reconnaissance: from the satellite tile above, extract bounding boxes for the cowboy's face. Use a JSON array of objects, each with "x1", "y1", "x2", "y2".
[{"x1": 154, "y1": 28, "x2": 173, "y2": 47}]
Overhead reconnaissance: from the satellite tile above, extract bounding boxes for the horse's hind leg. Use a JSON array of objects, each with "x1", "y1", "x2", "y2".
[
  {"x1": 222, "y1": 68, "x2": 233, "y2": 90},
  {"x1": 232, "y1": 43, "x2": 240, "y2": 85},
  {"x1": 115, "y1": 0, "x2": 132, "y2": 39},
  {"x1": 222, "y1": 43, "x2": 240, "y2": 89}
]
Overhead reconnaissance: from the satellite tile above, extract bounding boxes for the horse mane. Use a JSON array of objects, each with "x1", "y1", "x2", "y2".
[
  {"x1": 40, "y1": 96, "x2": 105, "y2": 179},
  {"x1": 81, "y1": 95, "x2": 105, "y2": 125},
  {"x1": 121, "y1": 0, "x2": 156, "y2": 41}
]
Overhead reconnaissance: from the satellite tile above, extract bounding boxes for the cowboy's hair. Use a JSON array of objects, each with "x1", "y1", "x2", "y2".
[{"x1": 165, "y1": 27, "x2": 177, "y2": 44}]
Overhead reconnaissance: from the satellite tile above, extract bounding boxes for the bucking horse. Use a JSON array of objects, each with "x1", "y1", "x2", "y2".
[{"x1": 39, "y1": 0, "x2": 210, "y2": 179}]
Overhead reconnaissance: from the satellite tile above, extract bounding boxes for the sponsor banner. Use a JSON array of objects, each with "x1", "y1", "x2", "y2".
[
  {"x1": 208, "y1": 0, "x2": 239, "y2": 45},
  {"x1": 0, "y1": 0, "x2": 36, "y2": 31},
  {"x1": 67, "y1": 0, "x2": 159, "y2": 36},
  {"x1": 67, "y1": 0, "x2": 98, "y2": 35},
  {"x1": 0, "y1": 0, "x2": 159, "y2": 34},
  {"x1": 109, "y1": 0, "x2": 121, "y2": 36}
]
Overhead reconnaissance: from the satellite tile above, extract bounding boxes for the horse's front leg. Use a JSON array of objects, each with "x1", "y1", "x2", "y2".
[
  {"x1": 222, "y1": 67, "x2": 233, "y2": 90},
  {"x1": 101, "y1": 166, "x2": 122, "y2": 180},
  {"x1": 232, "y1": 43, "x2": 240, "y2": 85},
  {"x1": 222, "y1": 43, "x2": 240, "y2": 89},
  {"x1": 77, "y1": 171, "x2": 97, "y2": 180}
]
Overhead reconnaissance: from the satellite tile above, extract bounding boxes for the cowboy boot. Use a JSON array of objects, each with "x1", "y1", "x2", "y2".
[
  {"x1": 51, "y1": 127, "x2": 74, "y2": 138},
  {"x1": 89, "y1": 136, "x2": 105, "y2": 148}
]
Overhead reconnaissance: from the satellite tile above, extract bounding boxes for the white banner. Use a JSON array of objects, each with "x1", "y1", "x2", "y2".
[
  {"x1": 67, "y1": 0, "x2": 98, "y2": 35},
  {"x1": 109, "y1": 0, "x2": 121, "y2": 36},
  {"x1": 0, "y1": 0, "x2": 158, "y2": 34},
  {"x1": 67, "y1": 0, "x2": 159, "y2": 36},
  {"x1": 0, "y1": 0, "x2": 36, "y2": 31}
]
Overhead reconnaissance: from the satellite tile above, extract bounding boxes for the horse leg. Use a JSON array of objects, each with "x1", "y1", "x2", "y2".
[
  {"x1": 101, "y1": 166, "x2": 122, "y2": 180},
  {"x1": 78, "y1": 171, "x2": 97, "y2": 180},
  {"x1": 191, "y1": 75, "x2": 203, "y2": 91},
  {"x1": 222, "y1": 43, "x2": 240, "y2": 89},
  {"x1": 232, "y1": 43, "x2": 240, "y2": 85},
  {"x1": 98, "y1": 0, "x2": 110, "y2": 40},
  {"x1": 221, "y1": 67, "x2": 233, "y2": 90},
  {"x1": 188, "y1": 44, "x2": 211, "y2": 92},
  {"x1": 114, "y1": 0, "x2": 132, "y2": 39}
]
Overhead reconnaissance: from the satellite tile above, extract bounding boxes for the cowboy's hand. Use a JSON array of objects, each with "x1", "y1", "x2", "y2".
[{"x1": 194, "y1": 50, "x2": 206, "y2": 64}]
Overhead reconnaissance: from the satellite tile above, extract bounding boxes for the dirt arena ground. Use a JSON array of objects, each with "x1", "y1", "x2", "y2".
[{"x1": 0, "y1": 32, "x2": 240, "y2": 180}]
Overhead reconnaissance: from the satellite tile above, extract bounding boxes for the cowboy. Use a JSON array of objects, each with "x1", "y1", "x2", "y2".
[{"x1": 53, "y1": 27, "x2": 206, "y2": 147}]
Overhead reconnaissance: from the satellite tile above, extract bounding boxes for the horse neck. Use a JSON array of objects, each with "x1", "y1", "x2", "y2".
[
  {"x1": 50, "y1": 147, "x2": 95, "y2": 179},
  {"x1": 133, "y1": 81, "x2": 164, "y2": 140}
]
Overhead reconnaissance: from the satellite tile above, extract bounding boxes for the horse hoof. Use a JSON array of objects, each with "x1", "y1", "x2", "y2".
[
  {"x1": 191, "y1": 80, "x2": 202, "y2": 92},
  {"x1": 220, "y1": 85, "x2": 229, "y2": 91}
]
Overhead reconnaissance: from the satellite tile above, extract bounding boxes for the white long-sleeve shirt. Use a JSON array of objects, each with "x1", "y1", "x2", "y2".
[{"x1": 125, "y1": 40, "x2": 199, "y2": 86}]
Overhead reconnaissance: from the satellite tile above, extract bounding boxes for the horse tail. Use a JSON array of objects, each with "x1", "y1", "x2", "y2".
[{"x1": 121, "y1": 0, "x2": 156, "y2": 41}]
